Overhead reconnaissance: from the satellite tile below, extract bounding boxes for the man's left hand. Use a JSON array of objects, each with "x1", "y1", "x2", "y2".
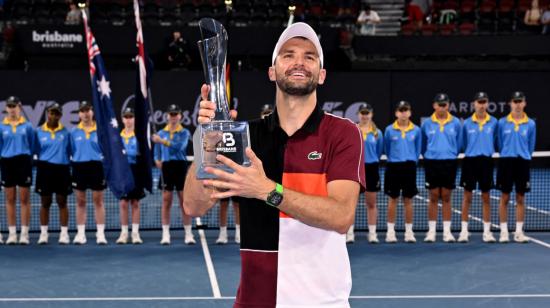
[{"x1": 203, "y1": 148, "x2": 275, "y2": 201}]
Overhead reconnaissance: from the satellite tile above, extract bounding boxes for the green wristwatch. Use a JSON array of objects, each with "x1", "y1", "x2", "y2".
[{"x1": 266, "y1": 183, "x2": 284, "y2": 208}]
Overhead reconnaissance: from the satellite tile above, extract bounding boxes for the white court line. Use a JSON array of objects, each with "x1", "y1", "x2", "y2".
[
  {"x1": 1, "y1": 294, "x2": 549, "y2": 302},
  {"x1": 414, "y1": 195, "x2": 550, "y2": 249},
  {"x1": 350, "y1": 294, "x2": 550, "y2": 299},
  {"x1": 0, "y1": 297, "x2": 235, "y2": 302},
  {"x1": 196, "y1": 217, "x2": 221, "y2": 298}
]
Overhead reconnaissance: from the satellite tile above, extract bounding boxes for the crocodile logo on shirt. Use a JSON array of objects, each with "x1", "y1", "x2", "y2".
[{"x1": 308, "y1": 151, "x2": 322, "y2": 160}]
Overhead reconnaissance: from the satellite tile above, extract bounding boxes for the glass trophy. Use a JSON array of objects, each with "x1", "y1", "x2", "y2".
[{"x1": 194, "y1": 18, "x2": 251, "y2": 179}]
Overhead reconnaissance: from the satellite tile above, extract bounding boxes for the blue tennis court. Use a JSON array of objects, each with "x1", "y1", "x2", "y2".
[{"x1": 0, "y1": 229, "x2": 549, "y2": 307}]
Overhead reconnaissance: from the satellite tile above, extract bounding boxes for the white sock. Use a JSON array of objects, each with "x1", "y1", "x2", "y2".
[
  {"x1": 61, "y1": 226, "x2": 69, "y2": 235},
  {"x1": 77, "y1": 224, "x2": 85, "y2": 235},
  {"x1": 387, "y1": 223, "x2": 395, "y2": 232},
  {"x1": 8, "y1": 226, "x2": 16, "y2": 235},
  {"x1": 184, "y1": 224, "x2": 192, "y2": 235},
  {"x1": 132, "y1": 224, "x2": 139, "y2": 233},
  {"x1": 40, "y1": 225, "x2": 48, "y2": 234},
  {"x1": 368, "y1": 224, "x2": 376, "y2": 234},
  {"x1": 219, "y1": 226, "x2": 227, "y2": 234},
  {"x1": 121, "y1": 225, "x2": 129, "y2": 233},
  {"x1": 405, "y1": 223, "x2": 413, "y2": 233},
  {"x1": 461, "y1": 221, "x2": 468, "y2": 232},
  {"x1": 162, "y1": 225, "x2": 170, "y2": 235},
  {"x1": 428, "y1": 220, "x2": 436, "y2": 232},
  {"x1": 483, "y1": 222, "x2": 491, "y2": 233},
  {"x1": 235, "y1": 224, "x2": 240, "y2": 233},
  {"x1": 96, "y1": 224, "x2": 105, "y2": 235},
  {"x1": 443, "y1": 221, "x2": 451, "y2": 233},
  {"x1": 21, "y1": 225, "x2": 29, "y2": 235},
  {"x1": 516, "y1": 222, "x2": 524, "y2": 233},
  {"x1": 500, "y1": 222, "x2": 508, "y2": 233}
]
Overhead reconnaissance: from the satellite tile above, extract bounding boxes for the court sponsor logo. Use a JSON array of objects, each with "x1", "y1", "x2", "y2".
[{"x1": 32, "y1": 30, "x2": 84, "y2": 49}]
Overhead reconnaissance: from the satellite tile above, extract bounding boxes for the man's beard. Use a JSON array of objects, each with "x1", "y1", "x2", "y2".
[{"x1": 275, "y1": 68, "x2": 318, "y2": 96}]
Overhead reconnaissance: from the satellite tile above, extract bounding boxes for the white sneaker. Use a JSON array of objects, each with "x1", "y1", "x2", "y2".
[
  {"x1": 216, "y1": 232, "x2": 228, "y2": 245},
  {"x1": 345, "y1": 231, "x2": 355, "y2": 244},
  {"x1": 184, "y1": 233, "x2": 196, "y2": 245},
  {"x1": 19, "y1": 233, "x2": 30, "y2": 245},
  {"x1": 116, "y1": 232, "x2": 128, "y2": 245},
  {"x1": 483, "y1": 232, "x2": 496, "y2": 243},
  {"x1": 0, "y1": 233, "x2": 3, "y2": 244},
  {"x1": 443, "y1": 232, "x2": 456, "y2": 243},
  {"x1": 499, "y1": 231, "x2": 510, "y2": 243},
  {"x1": 160, "y1": 233, "x2": 171, "y2": 245},
  {"x1": 131, "y1": 232, "x2": 143, "y2": 244},
  {"x1": 73, "y1": 233, "x2": 87, "y2": 245},
  {"x1": 58, "y1": 232, "x2": 70, "y2": 245},
  {"x1": 96, "y1": 233, "x2": 108, "y2": 245},
  {"x1": 404, "y1": 231, "x2": 416, "y2": 243},
  {"x1": 6, "y1": 233, "x2": 18, "y2": 245},
  {"x1": 514, "y1": 231, "x2": 529, "y2": 243},
  {"x1": 385, "y1": 231, "x2": 397, "y2": 243},
  {"x1": 234, "y1": 230, "x2": 240, "y2": 244},
  {"x1": 424, "y1": 230, "x2": 436, "y2": 243},
  {"x1": 457, "y1": 230, "x2": 469, "y2": 243},
  {"x1": 38, "y1": 233, "x2": 49, "y2": 245},
  {"x1": 368, "y1": 233, "x2": 379, "y2": 244}
]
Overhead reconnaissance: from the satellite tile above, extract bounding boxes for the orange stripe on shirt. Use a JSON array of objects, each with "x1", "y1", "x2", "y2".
[{"x1": 280, "y1": 172, "x2": 327, "y2": 218}]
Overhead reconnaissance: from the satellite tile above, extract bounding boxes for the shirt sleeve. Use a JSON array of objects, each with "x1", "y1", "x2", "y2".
[
  {"x1": 376, "y1": 129, "x2": 384, "y2": 158},
  {"x1": 326, "y1": 121, "x2": 366, "y2": 191},
  {"x1": 529, "y1": 121, "x2": 536, "y2": 155},
  {"x1": 27, "y1": 124, "x2": 35, "y2": 155},
  {"x1": 415, "y1": 127, "x2": 422, "y2": 159},
  {"x1": 154, "y1": 142, "x2": 161, "y2": 162},
  {"x1": 383, "y1": 127, "x2": 391, "y2": 158},
  {"x1": 420, "y1": 122, "x2": 428, "y2": 156},
  {"x1": 169, "y1": 129, "x2": 190, "y2": 153},
  {"x1": 455, "y1": 120, "x2": 463, "y2": 154},
  {"x1": 496, "y1": 119, "x2": 503, "y2": 153}
]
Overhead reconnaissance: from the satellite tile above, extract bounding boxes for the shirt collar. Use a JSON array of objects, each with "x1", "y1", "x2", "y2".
[
  {"x1": 430, "y1": 112, "x2": 453, "y2": 132},
  {"x1": 472, "y1": 113, "x2": 490, "y2": 131},
  {"x1": 42, "y1": 123, "x2": 64, "y2": 134},
  {"x1": 267, "y1": 103, "x2": 324, "y2": 134},
  {"x1": 392, "y1": 120, "x2": 414, "y2": 138},
  {"x1": 163, "y1": 124, "x2": 183, "y2": 133},
  {"x1": 120, "y1": 130, "x2": 135, "y2": 139},
  {"x1": 506, "y1": 112, "x2": 529, "y2": 131},
  {"x1": 77, "y1": 122, "x2": 97, "y2": 132},
  {"x1": 2, "y1": 116, "x2": 26, "y2": 126}
]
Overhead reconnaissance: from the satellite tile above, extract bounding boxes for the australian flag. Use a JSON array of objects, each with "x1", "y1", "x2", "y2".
[
  {"x1": 133, "y1": 0, "x2": 154, "y2": 193},
  {"x1": 82, "y1": 11, "x2": 135, "y2": 199}
]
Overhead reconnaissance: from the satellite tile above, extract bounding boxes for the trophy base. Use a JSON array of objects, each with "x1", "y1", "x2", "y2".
[{"x1": 193, "y1": 121, "x2": 251, "y2": 180}]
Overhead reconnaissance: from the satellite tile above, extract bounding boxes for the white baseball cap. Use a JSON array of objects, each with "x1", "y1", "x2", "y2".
[{"x1": 271, "y1": 22, "x2": 324, "y2": 68}]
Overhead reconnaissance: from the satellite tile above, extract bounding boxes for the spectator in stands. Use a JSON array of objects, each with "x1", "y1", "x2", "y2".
[
  {"x1": 541, "y1": 3, "x2": 550, "y2": 34},
  {"x1": 357, "y1": 4, "x2": 381, "y2": 36},
  {"x1": 167, "y1": 31, "x2": 192, "y2": 70},
  {"x1": 65, "y1": 3, "x2": 82, "y2": 25},
  {"x1": 260, "y1": 104, "x2": 273, "y2": 119},
  {"x1": 524, "y1": 0, "x2": 543, "y2": 33},
  {"x1": 404, "y1": 0, "x2": 424, "y2": 29}
]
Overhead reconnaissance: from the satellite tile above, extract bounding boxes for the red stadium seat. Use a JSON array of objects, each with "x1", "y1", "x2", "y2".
[
  {"x1": 458, "y1": 22, "x2": 476, "y2": 35},
  {"x1": 421, "y1": 23, "x2": 438, "y2": 36},
  {"x1": 439, "y1": 23, "x2": 457, "y2": 36},
  {"x1": 400, "y1": 23, "x2": 418, "y2": 36}
]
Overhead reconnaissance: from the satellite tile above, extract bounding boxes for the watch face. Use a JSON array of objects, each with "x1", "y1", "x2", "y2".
[{"x1": 268, "y1": 192, "x2": 283, "y2": 207}]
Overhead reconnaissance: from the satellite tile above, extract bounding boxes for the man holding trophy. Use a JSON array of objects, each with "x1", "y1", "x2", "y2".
[{"x1": 184, "y1": 20, "x2": 365, "y2": 307}]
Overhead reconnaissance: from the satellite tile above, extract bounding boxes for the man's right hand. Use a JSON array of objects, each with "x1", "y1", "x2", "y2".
[
  {"x1": 155, "y1": 160, "x2": 162, "y2": 169},
  {"x1": 197, "y1": 84, "x2": 238, "y2": 124}
]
